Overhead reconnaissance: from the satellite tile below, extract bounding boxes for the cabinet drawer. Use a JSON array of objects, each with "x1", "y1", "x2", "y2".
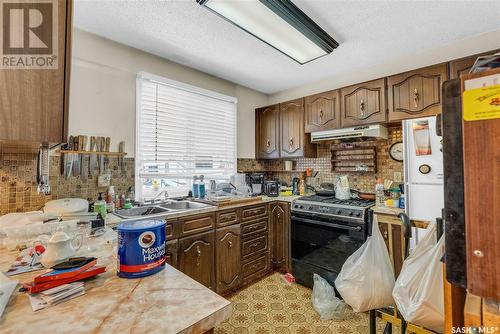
[
  {"x1": 165, "y1": 222, "x2": 175, "y2": 239},
  {"x1": 179, "y1": 214, "x2": 215, "y2": 237},
  {"x1": 241, "y1": 204, "x2": 268, "y2": 222},
  {"x1": 216, "y1": 209, "x2": 239, "y2": 227},
  {"x1": 242, "y1": 252, "x2": 269, "y2": 279},
  {"x1": 242, "y1": 218, "x2": 268, "y2": 237},
  {"x1": 242, "y1": 234, "x2": 268, "y2": 259}
]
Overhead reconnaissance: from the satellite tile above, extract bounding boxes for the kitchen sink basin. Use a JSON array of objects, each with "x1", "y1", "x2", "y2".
[
  {"x1": 113, "y1": 200, "x2": 214, "y2": 220},
  {"x1": 114, "y1": 206, "x2": 170, "y2": 219},
  {"x1": 159, "y1": 200, "x2": 212, "y2": 210}
]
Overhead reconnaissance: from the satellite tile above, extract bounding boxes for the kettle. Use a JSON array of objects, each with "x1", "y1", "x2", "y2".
[
  {"x1": 37, "y1": 231, "x2": 83, "y2": 268},
  {"x1": 334, "y1": 176, "x2": 351, "y2": 200}
]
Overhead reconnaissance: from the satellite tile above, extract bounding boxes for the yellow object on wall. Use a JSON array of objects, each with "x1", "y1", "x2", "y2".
[{"x1": 463, "y1": 84, "x2": 500, "y2": 121}]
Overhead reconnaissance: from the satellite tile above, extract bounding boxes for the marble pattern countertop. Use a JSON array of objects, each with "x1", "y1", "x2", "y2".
[{"x1": 0, "y1": 248, "x2": 232, "y2": 334}]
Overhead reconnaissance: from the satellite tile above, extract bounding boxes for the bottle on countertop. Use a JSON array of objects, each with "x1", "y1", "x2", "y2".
[
  {"x1": 93, "y1": 192, "x2": 107, "y2": 219},
  {"x1": 399, "y1": 194, "x2": 405, "y2": 209},
  {"x1": 106, "y1": 186, "x2": 115, "y2": 213},
  {"x1": 375, "y1": 177, "x2": 385, "y2": 207},
  {"x1": 199, "y1": 175, "x2": 206, "y2": 198},
  {"x1": 192, "y1": 176, "x2": 199, "y2": 198},
  {"x1": 299, "y1": 179, "x2": 306, "y2": 196}
]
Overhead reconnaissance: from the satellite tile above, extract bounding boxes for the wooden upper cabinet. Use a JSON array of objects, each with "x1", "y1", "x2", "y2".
[
  {"x1": 388, "y1": 63, "x2": 448, "y2": 121},
  {"x1": 340, "y1": 78, "x2": 387, "y2": 127},
  {"x1": 0, "y1": 0, "x2": 72, "y2": 143},
  {"x1": 255, "y1": 104, "x2": 280, "y2": 159},
  {"x1": 304, "y1": 90, "x2": 340, "y2": 133},
  {"x1": 279, "y1": 98, "x2": 316, "y2": 158},
  {"x1": 449, "y1": 49, "x2": 500, "y2": 79}
]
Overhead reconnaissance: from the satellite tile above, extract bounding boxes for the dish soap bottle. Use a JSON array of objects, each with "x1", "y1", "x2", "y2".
[
  {"x1": 199, "y1": 175, "x2": 206, "y2": 198},
  {"x1": 94, "y1": 192, "x2": 107, "y2": 219},
  {"x1": 192, "y1": 176, "x2": 199, "y2": 199},
  {"x1": 375, "y1": 178, "x2": 385, "y2": 207}
]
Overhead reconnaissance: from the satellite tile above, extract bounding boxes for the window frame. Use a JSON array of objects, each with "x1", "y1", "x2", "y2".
[{"x1": 135, "y1": 71, "x2": 238, "y2": 200}]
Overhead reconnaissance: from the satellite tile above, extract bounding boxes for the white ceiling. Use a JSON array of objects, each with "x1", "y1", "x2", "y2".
[{"x1": 73, "y1": 0, "x2": 500, "y2": 94}]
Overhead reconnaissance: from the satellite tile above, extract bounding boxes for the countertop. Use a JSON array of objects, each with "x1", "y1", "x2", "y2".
[
  {"x1": 0, "y1": 247, "x2": 232, "y2": 334},
  {"x1": 106, "y1": 195, "x2": 300, "y2": 227},
  {"x1": 372, "y1": 206, "x2": 405, "y2": 216}
]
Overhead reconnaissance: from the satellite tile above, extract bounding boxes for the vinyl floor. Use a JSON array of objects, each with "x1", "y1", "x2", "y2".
[{"x1": 215, "y1": 273, "x2": 396, "y2": 334}]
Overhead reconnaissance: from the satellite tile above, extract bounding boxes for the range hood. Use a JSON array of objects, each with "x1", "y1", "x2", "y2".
[{"x1": 311, "y1": 124, "x2": 388, "y2": 142}]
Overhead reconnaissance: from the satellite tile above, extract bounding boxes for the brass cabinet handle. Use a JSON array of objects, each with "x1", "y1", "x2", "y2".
[
  {"x1": 277, "y1": 213, "x2": 281, "y2": 218},
  {"x1": 196, "y1": 245, "x2": 201, "y2": 266},
  {"x1": 289, "y1": 137, "x2": 294, "y2": 148},
  {"x1": 228, "y1": 241, "x2": 233, "y2": 248},
  {"x1": 413, "y1": 88, "x2": 419, "y2": 108},
  {"x1": 383, "y1": 231, "x2": 388, "y2": 239},
  {"x1": 266, "y1": 139, "x2": 270, "y2": 148},
  {"x1": 360, "y1": 99, "x2": 365, "y2": 115},
  {"x1": 319, "y1": 109, "x2": 323, "y2": 119},
  {"x1": 250, "y1": 242, "x2": 260, "y2": 248}
]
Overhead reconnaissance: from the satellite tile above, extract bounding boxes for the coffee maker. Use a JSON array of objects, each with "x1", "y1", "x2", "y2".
[{"x1": 246, "y1": 173, "x2": 265, "y2": 196}]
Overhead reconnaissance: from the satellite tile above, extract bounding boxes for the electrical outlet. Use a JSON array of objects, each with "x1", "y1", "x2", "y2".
[{"x1": 393, "y1": 172, "x2": 402, "y2": 182}]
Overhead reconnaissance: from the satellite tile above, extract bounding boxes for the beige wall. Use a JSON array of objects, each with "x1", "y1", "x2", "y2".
[
  {"x1": 268, "y1": 29, "x2": 500, "y2": 104},
  {"x1": 69, "y1": 29, "x2": 268, "y2": 158}
]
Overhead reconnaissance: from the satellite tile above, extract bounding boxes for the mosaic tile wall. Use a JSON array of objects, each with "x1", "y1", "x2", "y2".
[
  {"x1": 0, "y1": 148, "x2": 134, "y2": 215},
  {"x1": 237, "y1": 126, "x2": 404, "y2": 192}
]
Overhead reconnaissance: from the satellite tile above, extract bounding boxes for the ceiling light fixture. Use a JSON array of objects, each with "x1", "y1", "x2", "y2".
[{"x1": 196, "y1": 0, "x2": 339, "y2": 65}]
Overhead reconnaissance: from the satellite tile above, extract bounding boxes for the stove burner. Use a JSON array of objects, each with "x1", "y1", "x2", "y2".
[{"x1": 297, "y1": 195, "x2": 374, "y2": 207}]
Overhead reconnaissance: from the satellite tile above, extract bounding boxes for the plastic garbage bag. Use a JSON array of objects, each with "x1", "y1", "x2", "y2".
[
  {"x1": 392, "y1": 221, "x2": 445, "y2": 333},
  {"x1": 335, "y1": 217, "x2": 395, "y2": 312},
  {"x1": 312, "y1": 274, "x2": 348, "y2": 320}
]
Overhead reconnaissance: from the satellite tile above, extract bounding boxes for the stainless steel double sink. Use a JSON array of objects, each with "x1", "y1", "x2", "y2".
[{"x1": 114, "y1": 200, "x2": 214, "y2": 220}]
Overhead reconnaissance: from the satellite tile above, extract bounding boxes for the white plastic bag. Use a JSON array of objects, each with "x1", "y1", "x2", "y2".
[
  {"x1": 312, "y1": 274, "x2": 348, "y2": 320},
  {"x1": 335, "y1": 218, "x2": 395, "y2": 312},
  {"x1": 0, "y1": 273, "x2": 18, "y2": 319},
  {"x1": 392, "y1": 221, "x2": 445, "y2": 333}
]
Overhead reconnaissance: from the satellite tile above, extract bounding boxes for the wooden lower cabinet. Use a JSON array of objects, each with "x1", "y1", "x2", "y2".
[
  {"x1": 269, "y1": 202, "x2": 291, "y2": 272},
  {"x1": 178, "y1": 231, "x2": 215, "y2": 289},
  {"x1": 166, "y1": 240, "x2": 178, "y2": 268},
  {"x1": 215, "y1": 225, "x2": 241, "y2": 294}
]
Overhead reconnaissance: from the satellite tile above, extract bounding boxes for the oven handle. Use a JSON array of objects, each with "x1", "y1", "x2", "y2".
[{"x1": 291, "y1": 216, "x2": 362, "y2": 231}]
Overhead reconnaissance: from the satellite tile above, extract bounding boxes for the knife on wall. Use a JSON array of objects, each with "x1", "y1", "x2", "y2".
[
  {"x1": 90, "y1": 136, "x2": 97, "y2": 176},
  {"x1": 104, "y1": 137, "x2": 110, "y2": 172},
  {"x1": 72, "y1": 136, "x2": 80, "y2": 177},
  {"x1": 66, "y1": 135, "x2": 74, "y2": 179},
  {"x1": 80, "y1": 136, "x2": 88, "y2": 181}
]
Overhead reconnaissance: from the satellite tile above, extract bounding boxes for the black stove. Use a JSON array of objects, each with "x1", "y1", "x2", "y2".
[{"x1": 290, "y1": 194, "x2": 374, "y2": 289}]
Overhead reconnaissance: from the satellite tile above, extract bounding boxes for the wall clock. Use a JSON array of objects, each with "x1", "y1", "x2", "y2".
[{"x1": 389, "y1": 141, "x2": 404, "y2": 162}]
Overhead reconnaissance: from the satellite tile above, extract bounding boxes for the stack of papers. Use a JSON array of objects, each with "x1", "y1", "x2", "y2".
[{"x1": 28, "y1": 283, "x2": 85, "y2": 311}]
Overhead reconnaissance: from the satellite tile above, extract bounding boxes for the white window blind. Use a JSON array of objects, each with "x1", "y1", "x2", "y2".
[{"x1": 136, "y1": 72, "x2": 237, "y2": 200}]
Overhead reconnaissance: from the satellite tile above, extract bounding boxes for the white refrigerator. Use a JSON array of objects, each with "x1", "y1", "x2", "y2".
[{"x1": 403, "y1": 116, "x2": 444, "y2": 243}]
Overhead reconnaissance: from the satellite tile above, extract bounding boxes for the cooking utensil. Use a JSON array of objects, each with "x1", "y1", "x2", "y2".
[
  {"x1": 81, "y1": 136, "x2": 88, "y2": 181},
  {"x1": 118, "y1": 141, "x2": 125, "y2": 172},
  {"x1": 104, "y1": 137, "x2": 110, "y2": 172},
  {"x1": 72, "y1": 136, "x2": 80, "y2": 177},
  {"x1": 66, "y1": 136, "x2": 74, "y2": 179},
  {"x1": 89, "y1": 136, "x2": 98, "y2": 176},
  {"x1": 351, "y1": 190, "x2": 376, "y2": 200},
  {"x1": 98, "y1": 137, "x2": 104, "y2": 174}
]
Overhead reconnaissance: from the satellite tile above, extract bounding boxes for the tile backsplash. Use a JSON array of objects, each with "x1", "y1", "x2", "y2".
[
  {"x1": 238, "y1": 126, "x2": 404, "y2": 192},
  {"x1": 0, "y1": 148, "x2": 134, "y2": 215}
]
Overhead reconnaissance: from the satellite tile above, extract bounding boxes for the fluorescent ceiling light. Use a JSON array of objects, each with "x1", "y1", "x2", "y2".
[{"x1": 197, "y1": 0, "x2": 339, "y2": 64}]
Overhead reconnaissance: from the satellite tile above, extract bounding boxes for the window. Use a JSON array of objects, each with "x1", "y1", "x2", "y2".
[{"x1": 135, "y1": 72, "x2": 237, "y2": 200}]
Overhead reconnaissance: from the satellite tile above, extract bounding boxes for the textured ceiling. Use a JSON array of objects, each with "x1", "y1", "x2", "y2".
[{"x1": 73, "y1": 0, "x2": 500, "y2": 94}]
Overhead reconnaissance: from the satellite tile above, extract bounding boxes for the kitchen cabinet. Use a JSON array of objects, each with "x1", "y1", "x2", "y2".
[
  {"x1": 215, "y1": 225, "x2": 241, "y2": 294},
  {"x1": 179, "y1": 231, "x2": 215, "y2": 289},
  {"x1": 166, "y1": 240, "x2": 178, "y2": 268},
  {"x1": 387, "y1": 63, "x2": 448, "y2": 121},
  {"x1": 449, "y1": 49, "x2": 500, "y2": 79},
  {"x1": 0, "y1": 0, "x2": 73, "y2": 144},
  {"x1": 304, "y1": 90, "x2": 341, "y2": 132},
  {"x1": 255, "y1": 104, "x2": 280, "y2": 159},
  {"x1": 270, "y1": 202, "x2": 291, "y2": 272},
  {"x1": 340, "y1": 78, "x2": 387, "y2": 127},
  {"x1": 279, "y1": 98, "x2": 316, "y2": 158}
]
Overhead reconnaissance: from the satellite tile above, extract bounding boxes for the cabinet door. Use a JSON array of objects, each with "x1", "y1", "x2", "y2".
[
  {"x1": 179, "y1": 231, "x2": 215, "y2": 289},
  {"x1": 255, "y1": 104, "x2": 280, "y2": 159},
  {"x1": 215, "y1": 225, "x2": 241, "y2": 294},
  {"x1": 280, "y1": 98, "x2": 316, "y2": 158},
  {"x1": 449, "y1": 49, "x2": 500, "y2": 79},
  {"x1": 270, "y1": 202, "x2": 291, "y2": 272},
  {"x1": 388, "y1": 63, "x2": 448, "y2": 121},
  {"x1": 305, "y1": 90, "x2": 340, "y2": 132},
  {"x1": 166, "y1": 240, "x2": 178, "y2": 268},
  {"x1": 0, "y1": 0, "x2": 72, "y2": 143},
  {"x1": 340, "y1": 78, "x2": 387, "y2": 127}
]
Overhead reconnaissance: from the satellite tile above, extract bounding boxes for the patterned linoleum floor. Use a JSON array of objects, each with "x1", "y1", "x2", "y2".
[{"x1": 215, "y1": 273, "x2": 396, "y2": 334}]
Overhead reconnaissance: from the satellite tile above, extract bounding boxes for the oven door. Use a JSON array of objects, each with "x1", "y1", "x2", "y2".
[{"x1": 291, "y1": 212, "x2": 366, "y2": 289}]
